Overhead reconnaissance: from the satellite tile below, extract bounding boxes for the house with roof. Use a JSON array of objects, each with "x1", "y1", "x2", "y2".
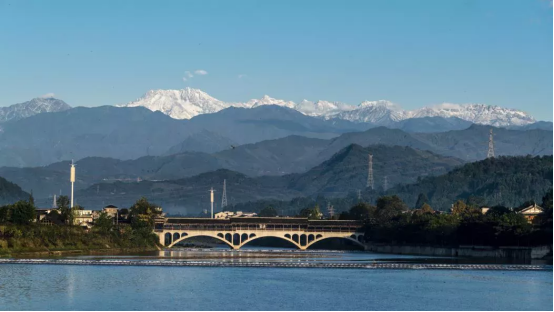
[{"x1": 516, "y1": 203, "x2": 543, "y2": 223}]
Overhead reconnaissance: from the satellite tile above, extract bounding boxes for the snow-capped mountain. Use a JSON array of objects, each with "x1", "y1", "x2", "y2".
[
  {"x1": 0, "y1": 97, "x2": 71, "y2": 123},
  {"x1": 119, "y1": 88, "x2": 537, "y2": 127},
  {"x1": 410, "y1": 103, "x2": 536, "y2": 127},
  {"x1": 120, "y1": 88, "x2": 235, "y2": 120}
]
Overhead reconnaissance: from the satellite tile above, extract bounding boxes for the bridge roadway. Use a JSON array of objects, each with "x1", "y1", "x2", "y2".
[{"x1": 154, "y1": 217, "x2": 365, "y2": 250}]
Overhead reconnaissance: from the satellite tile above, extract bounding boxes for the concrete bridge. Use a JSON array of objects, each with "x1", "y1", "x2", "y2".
[{"x1": 154, "y1": 217, "x2": 365, "y2": 250}]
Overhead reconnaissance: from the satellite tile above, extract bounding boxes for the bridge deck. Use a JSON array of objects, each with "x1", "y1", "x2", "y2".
[{"x1": 156, "y1": 217, "x2": 363, "y2": 233}]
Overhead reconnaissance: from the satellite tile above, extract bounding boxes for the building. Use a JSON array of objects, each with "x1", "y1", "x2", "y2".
[
  {"x1": 35, "y1": 208, "x2": 53, "y2": 224},
  {"x1": 516, "y1": 203, "x2": 543, "y2": 222},
  {"x1": 102, "y1": 205, "x2": 119, "y2": 218},
  {"x1": 214, "y1": 211, "x2": 258, "y2": 219},
  {"x1": 480, "y1": 207, "x2": 490, "y2": 215},
  {"x1": 73, "y1": 209, "x2": 94, "y2": 225}
]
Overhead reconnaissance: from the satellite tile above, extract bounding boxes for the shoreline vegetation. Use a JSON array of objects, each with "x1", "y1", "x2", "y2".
[
  {"x1": 1, "y1": 187, "x2": 553, "y2": 259},
  {"x1": 0, "y1": 197, "x2": 162, "y2": 257}
]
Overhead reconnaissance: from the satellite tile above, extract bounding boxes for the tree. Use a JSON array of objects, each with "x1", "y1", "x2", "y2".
[
  {"x1": 375, "y1": 195, "x2": 408, "y2": 220},
  {"x1": 9, "y1": 200, "x2": 36, "y2": 225},
  {"x1": 485, "y1": 206, "x2": 512, "y2": 218},
  {"x1": 259, "y1": 206, "x2": 278, "y2": 217},
  {"x1": 451, "y1": 200, "x2": 479, "y2": 217},
  {"x1": 0, "y1": 205, "x2": 10, "y2": 223},
  {"x1": 299, "y1": 205, "x2": 322, "y2": 220},
  {"x1": 28, "y1": 191, "x2": 35, "y2": 207},
  {"x1": 414, "y1": 193, "x2": 429, "y2": 209},
  {"x1": 95, "y1": 211, "x2": 113, "y2": 233},
  {"x1": 348, "y1": 202, "x2": 375, "y2": 220},
  {"x1": 541, "y1": 189, "x2": 552, "y2": 211},
  {"x1": 420, "y1": 203, "x2": 434, "y2": 214},
  {"x1": 129, "y1": 197, "x2": 162, "y2": 228},
  {"x1": 57, "y1": 195, "x2": 73, "y2": 224}
]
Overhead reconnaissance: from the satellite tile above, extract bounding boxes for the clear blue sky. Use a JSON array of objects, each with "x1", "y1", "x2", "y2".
[{"x1": 0, "y1": 0, "x2": 552, "y2": 120}]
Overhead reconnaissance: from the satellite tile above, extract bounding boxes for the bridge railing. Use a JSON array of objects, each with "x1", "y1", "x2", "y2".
[{"x1": 160, "y1": 224, "x2": 361, "y2": 233}]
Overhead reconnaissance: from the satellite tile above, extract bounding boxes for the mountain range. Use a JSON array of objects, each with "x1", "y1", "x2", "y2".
[
  {"x1": 120, "y1": 88, "x2": 538, "y2": 127},
  {"x1": 0, "y1": 97, "x2": 71, "y2": 123},
  {"x1": 4, "y1": 123, "x2": 551, "y2": 201},
  {"x1": 60, "y1": 144, "x2": 463, "y2": 212}
]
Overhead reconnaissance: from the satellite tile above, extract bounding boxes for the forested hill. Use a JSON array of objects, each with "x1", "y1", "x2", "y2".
[
  {"x1": 387, "y1": 155, "x2": 553, "y2": 210},
  {"x1": 0, "y1": 176, "x2": 30, "y2": 205}
]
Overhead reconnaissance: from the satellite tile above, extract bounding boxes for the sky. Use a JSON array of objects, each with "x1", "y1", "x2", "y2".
[{"x1": 0, "y1": 0, "x2": 552, "y2": 120}]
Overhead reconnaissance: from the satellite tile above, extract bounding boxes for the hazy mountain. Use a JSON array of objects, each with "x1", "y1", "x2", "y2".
[
  {"x1": 6, "y1": 124, "x2": 552, "y2": 200},
  {"x1": 0, "y1": 97, "x2": 71, "y2": 123},
  {"x1": 0, "y1": 105, "x2": 368, "y2": 168},
  {"x1": 386, "y1": 155, "x2": 553, "y2": 210},
  {"x1": 0, "y1": 176, "x2": 30, "y2": 205},
  {"x1": 286, "y1": 144, "x2": 464, "y2": 197},
  {"x1": 118, "y1": 87, "x2": 538, "y2": 127},
  {"x1": 506, "y1": 121, "x2": 553, "y2": 131},
  {"x1": 164, "y1": 130, "x2": 237, "y2": 155},
  {"x1": 67, "y1": 145, "x2": 464, "y2": 213}
]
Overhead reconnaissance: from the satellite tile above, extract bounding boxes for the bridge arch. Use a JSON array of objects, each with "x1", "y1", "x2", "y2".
[
  {"x1": 306, "y1": 236, "x2": 366, "y2": 250},
  {"x1": 237, "y1": 234, "x2": 302, "y2": 249},
  {"x1": 168, "y1": 234, "x2": 235, "y2": 249}
]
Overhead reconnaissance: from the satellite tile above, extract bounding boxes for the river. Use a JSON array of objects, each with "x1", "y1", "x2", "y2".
[{"x1": 0, "y1": 248, "x2": 552, "y2": 311}]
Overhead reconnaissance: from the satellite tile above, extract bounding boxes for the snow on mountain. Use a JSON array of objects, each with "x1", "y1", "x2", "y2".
[
  {"x1": 245, "y1": 95, "x2": 296, "y2": 109},
  {"x1": 119, "y1": 88, "x2": 537, "y2": 127},
  {"x1": 0, "y1": 97, "x2": 71, "y2": 123},
  {"x1": 119, "y1": 88, "x2": 237, "y2": 120},
  {"x1": 410, "y1": 103, "x2": 536, "y2": 127}
]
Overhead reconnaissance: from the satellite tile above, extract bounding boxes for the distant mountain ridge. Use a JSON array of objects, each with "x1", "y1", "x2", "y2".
[
  {"x1": 0, "y1": 97, "x2": 71, "y2": 123},
  {"x1": 118, "y1": 87, "x2": 538, "y2": 127}
]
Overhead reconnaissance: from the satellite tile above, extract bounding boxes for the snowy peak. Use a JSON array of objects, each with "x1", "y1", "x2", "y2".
[
  {"x1": 0, "y1": 97, "x2": 71, "y2": 123},
  {"x1": 409, "y1": 103, "x2": 536, "y2": 127},
  {"x1": 120, "y1": 88, "x2": 232, "y2": 120},
  {"x1": 118, "y1": 88, "x2": 537, "y2": 127},
  {"x1": 245, "y1": 95, "x2": 296, "y2": 109}
]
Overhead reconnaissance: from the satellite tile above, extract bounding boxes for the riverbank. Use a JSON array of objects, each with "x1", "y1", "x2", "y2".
[
  {"x1": 0, "y1": 224, "x2": 161, "y2": 257},
  {"x1": 366, "y1": 244, "x2": 552, "y2": 261}
]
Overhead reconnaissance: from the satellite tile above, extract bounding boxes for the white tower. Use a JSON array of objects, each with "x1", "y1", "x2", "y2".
[
  {"x1": 70, "y1": 160, "x2": 76, "y2": 208},
  {"x1": 52, "y1": 194, "x2": 57, "y2": 209}
]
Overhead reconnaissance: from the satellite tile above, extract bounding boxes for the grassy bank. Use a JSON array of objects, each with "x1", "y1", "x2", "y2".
[{"x1": 0, "y1": 224, "x2": 160, "y2": 257}]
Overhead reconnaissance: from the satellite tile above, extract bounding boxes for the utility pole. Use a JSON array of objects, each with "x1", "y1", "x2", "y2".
[
  {"x1": 384, "y1": 176, "x2": 388, "y2": 191},
  {"x1": 210, "y1": 188, "x2": 215, "y2": 219},
  {"x1": 487, "y1": 128, "x2": 495, "y2": 158},
  {"x1": 221, "y1": 179, "x2": 228, "y2": 209},
  {"x1": 366, "y1": 154, "x2": 374, "y2": 190},
  {"x1": 70, "y1": 160, "x2": 75, "y2": 208}
]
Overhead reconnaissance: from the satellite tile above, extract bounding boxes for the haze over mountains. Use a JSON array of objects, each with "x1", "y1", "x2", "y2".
[
  {"x1": 120, "y1": 88, "x2": 538, "y2": 127},
  {"x1": 0, "y1": 97, "x2": 71, "y2": 123},
  {"x1": 0, "y1": 91, "x2": 551, "y2": 213}
]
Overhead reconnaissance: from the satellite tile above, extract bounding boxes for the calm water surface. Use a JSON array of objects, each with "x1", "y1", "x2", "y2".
[{"x1": 0, "y1": 248, "x2": 552, "y2": 311}]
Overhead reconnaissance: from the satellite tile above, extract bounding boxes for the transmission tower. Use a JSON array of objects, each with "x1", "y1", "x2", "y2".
[
  {"x1": 221, "y1": 179, "x2": 228, "y2": 209},
  {"x1": 384, "y1": 176, "x2": 388, "y2": 191},
  {"x1": 487, "y1": 128, "x2": 495, "y2": 158},
  {"x1": 357, "y1": 189, "x2": 362, "y2": 201},
  {"x1": 366, "y1": 154, "x2": 374, "y2": 189},
  {"x1": 327, "y1": 202, "x2": 335, "y2": 218}
]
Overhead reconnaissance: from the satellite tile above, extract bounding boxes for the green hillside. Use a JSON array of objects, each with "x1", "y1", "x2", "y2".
[
  {"x1": 0, "y1": 176, "x2": 30, "y2": 205},
  {"x1": 382, "y1": 155, "x2": 553, "y2": 210}
]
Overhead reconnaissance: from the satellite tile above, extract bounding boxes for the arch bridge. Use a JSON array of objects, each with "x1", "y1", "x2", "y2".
[{"x1": 154, "y1": 217, "x2": 365, "y2": 250}]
